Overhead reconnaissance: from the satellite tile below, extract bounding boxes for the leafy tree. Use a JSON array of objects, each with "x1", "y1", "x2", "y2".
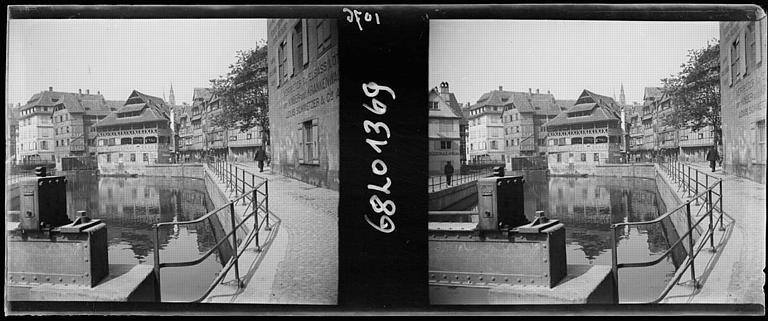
[
  {"x1": 661, "y1": 39, "x2": 721, "y2": 144},
  {"x1": 209, "y1": 41, "x2": 270, "y2": 146}
]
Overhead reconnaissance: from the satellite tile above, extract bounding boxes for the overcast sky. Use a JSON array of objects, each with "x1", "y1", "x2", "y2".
[
  {"x1": 430, "y1": 20, "x2": 720, "y2": 105},
  {"x1": 6, "y1": 19, "x2": 267, "y2": 106}
]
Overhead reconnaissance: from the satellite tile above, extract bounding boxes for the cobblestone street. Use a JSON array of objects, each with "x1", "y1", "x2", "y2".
[{"x1": 237, "y1": 162, "x2": 338, "y2": 304}]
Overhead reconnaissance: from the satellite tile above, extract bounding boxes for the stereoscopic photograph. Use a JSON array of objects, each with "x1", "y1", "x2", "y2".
[
  {"x1": 6, "y1": 17, "x2": 338, "y2": 305},
  {"x1": 4, "y1": 4, "x2": 766, "y2": 316},
  {"x1": 428, "y1": 19, "x2": 765, "y2": 305}
]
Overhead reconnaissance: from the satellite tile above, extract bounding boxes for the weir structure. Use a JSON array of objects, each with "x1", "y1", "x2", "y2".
[
  {"x1": 6, "y1": 169, "x2": 155, "y2": 301},
  {"x1": 428, "y1": 174, "x2": 616, "y2": 304}
]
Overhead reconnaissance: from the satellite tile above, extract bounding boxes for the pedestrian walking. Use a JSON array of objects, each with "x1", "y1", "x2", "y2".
[
  {"x1": 444, "y1": 161, "x2": 454, "y2": 186},
  {"x1": 706, "y1": 145, "x2": 720, "y2": 172},
  {"x1": 254, "y1": 147, "x2": 267, "y2": 172}
]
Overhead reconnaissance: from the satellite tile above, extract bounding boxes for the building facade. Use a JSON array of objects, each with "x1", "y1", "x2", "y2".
[
  {"x1": 545, "y1": 90, "x2": 625, "y2": 175},
  {"x1": 501, "y1": 88, "x2": 562, "y2": 170},
  {"x1": 16, "y1": 87, "x2": 61, "y2": 164},
  {"x1": 203, "y1": 93, "x2": 229, "y2": 160},
  {"x1": 50, "y1": 89, "x2": 113, "y2": 170},
  {"x1": 94, "y1": 90, "x2": 174, "y2": 175},
  {"x1": 467, "y1": 87, "x2": 508, "y2": 163},
  {"x1": 428, "y1": 82, "x2": 464, "y2": 175},
  {"x1": 268, "y1": 18, "x2": 339, "y2": 190},
  {"x1": 6, "y1": 103, "x2": 20, "y2": 163},
  {"x1": 720, "y1": 19, "x2": 767, "y2": 184}
]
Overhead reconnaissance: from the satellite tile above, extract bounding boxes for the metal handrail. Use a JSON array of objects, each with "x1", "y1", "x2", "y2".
[
  {"x1": 151, "y1": 160, "x2": 272, "y2": 303},
  {"x1": 609, "y1": 160, "x2": 727, "y2": 304},
  {"x1": 429, "y1": 167, "x2": 495, "y2": 193}
]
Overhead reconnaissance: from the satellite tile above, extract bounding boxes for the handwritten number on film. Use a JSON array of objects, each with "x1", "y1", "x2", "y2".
[
  {"x1": 363, "y1": 82, "x2": 396, "y2": 233},
  {"x1": 343, "y1": 8, "x2": 380, "y2": 31}
]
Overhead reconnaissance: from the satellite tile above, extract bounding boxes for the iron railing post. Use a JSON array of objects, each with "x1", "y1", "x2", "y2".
[
  {"x1": 708, "y1": 189, "x2": 716, "y2": 252},
  {"x1": 610, "y1": 225, "x2": 620, "y2": 304},
  {"x1": 718, "y1": 181, "x2": 725, "y2": 231},
  {"x1": 265, "y1": 181, "x2": 271, "y2": 231},
  {"x1": 253, "y1": 189, "x2": 261, "y2": 252},
  {"x1": 694, "y1": 171, "x2": 700, "y2": 205},
  {"x1": 685, "y1": 203, "x2": 700, "y2": 288},
  {"x1": 229, "y1": 202, "x2": 242, "y2": 288},
  {"x1": 152, "y1": 225, "x2": 162, "y2": 302},
  {"x1": 687, "y1": 166, "x2": 692, "y2": 197}
]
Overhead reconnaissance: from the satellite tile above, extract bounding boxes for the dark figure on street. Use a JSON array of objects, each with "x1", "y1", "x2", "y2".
[
  {"x1": 254, "y1": 148, "x2": 267, "y2": 172},
  {"x1": 706, "y1": 145, "x2": 720, "y2": 172},
  {"x1": 444, "y1": 161, "x2": 454, "y2": 186}
]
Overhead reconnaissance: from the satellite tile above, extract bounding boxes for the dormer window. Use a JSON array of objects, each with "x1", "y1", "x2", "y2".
[{"x1": 429, "y1": 101, "x2": 439, "y2": 110}]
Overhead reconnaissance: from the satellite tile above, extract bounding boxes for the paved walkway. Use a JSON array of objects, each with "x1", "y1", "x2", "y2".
[
  {"x1": 660, "y1": 162, "x2": 765, "y2": 305},
  {"x1": 204, "y1": 162, "x2": 338, "y2": 305}
]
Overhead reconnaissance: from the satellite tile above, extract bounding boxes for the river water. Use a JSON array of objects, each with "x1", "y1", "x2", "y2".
[
  {"x1": 435, "y1": 174, "x2": 678, "y2": 304},
  {"x1": 11, "y1": 174, "x2": 229, "y2": 302}
]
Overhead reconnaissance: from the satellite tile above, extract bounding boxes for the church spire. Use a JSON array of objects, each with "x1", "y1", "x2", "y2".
[
  {"x1": 619, "y1": 83, "x2": 626, "y2": 106},
  {"x1": 169, "y1": 83, "x2": 176, "y2": 106}
]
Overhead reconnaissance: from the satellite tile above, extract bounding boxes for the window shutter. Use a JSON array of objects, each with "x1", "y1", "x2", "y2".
[
  {"x1": 298, "y1": 124, "x2": 304, "y2": 164},
  {"x1": 727, "y1": 50, "x2": 733, "y2": 86},
  {"x1": 276, "y1": 51, "x2": 281, "y2": 87},
  {"x1": 302, "y1": 19, "x2": 309, "y2": 65},
  {"x1": 740, "y1": 31, "x2": 747, "y2": 77},
  {"x1": 287, "y1": 33, "x2": 294, "y2": 77},
  {"x1": 312, "y1": 119, "x2": 319, "y2": 163},
  {"x1": 756, "y1": 21, "x2": 763, "y2": 65}
]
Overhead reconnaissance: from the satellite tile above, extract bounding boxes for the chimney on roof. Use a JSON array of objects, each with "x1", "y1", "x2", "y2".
[
  {"x1": 499, "y1": 86, "x2": 503, "y2": 91},
  {"x1": 528, "y1": 88, "x2": 532, "y2": 94},
  {"x1": 97, "y1": 91, "x2": 100, "y2": 95},
  {"x1": 49, "y1": 87, "x2": 53, "y2": 92},
  {"x1": 440, "y1": 82, "x2": 449, "y2": 94},
  {"x1": 547, "y1": 90, "x2": 551, "y2": 94},
  {"x1": 536, "y1": 89, "x2": 540, "y2": 94},
  {"x1": 86, "y1": 89, "x2": 90, "y2": 95},
  {"x1": 79, "y1": 89, "x2": 82, "y2": 94}
]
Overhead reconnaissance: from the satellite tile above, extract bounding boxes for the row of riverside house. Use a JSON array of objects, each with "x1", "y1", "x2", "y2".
[
  {"x1": 626, "y1": 87, "x2": 717, "y2": 164},
  {"x1": 14, "y1": 87, "x2": 123, "y2": 170}
]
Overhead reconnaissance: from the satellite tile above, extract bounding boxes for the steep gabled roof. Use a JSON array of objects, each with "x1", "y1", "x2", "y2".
[
  {"x1": 544, "y1": 89, "x2": 622, "y2": 128},
  {"x1": 193, "y1": 88, "x2": 213, "y2": 101},
  {"x1": 643, "y1": 87, "x2": 663, "y2": 101},
  {"x1": 429, "y1": 87, "x2": 463, "y2": 119},
  {"x1": 94, "y1": 90, "x2": 171, "y2": 127},
  {"x1": 471, "y1": 89, "x2": 558, "y2": 116}
]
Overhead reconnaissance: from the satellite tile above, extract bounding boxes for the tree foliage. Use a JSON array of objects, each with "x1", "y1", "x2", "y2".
[
  {"x1": 209, "y1": 41, "x2": 270, "y2": 144},
  {"x1": 661, "y1": 39, "x2": 721, "y2": 143}
]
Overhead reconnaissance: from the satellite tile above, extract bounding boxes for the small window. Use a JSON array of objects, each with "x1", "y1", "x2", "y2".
[
  {"x1": 429, "y1": 101, "x2": 439, "y2": 110},
  {"x1": 581, "y1": 153, "x2": 586, "y2": 162},
  {"x1": 299, "y1": 119, "x2": 319, "y2": 164},
  {"x1": 247, "y1": 133, "x2": 252, "y2": 140},
  {"x1": 557, "y1": 153, "x2": 562, "y2": 163},
  {"x1": 143, "y1": 153, "x2": 149, "y2": 162},
  {"x1": 594, "y1": 153, "x2": 599, "y2": 162},
  {"x1": 106, "y1": 154, "x2": 111, "y2": 163},
  {"x1": 130, "y1": 153, "x2": 136, "y2": 162},
  {"x1": 230, "y1": 136, "x2": 238, "y2": 141}
]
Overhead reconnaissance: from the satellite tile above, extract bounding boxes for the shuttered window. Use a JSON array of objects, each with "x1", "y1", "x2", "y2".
[{"x1": 299, "y1": 119, "x2": 319, "y2": 165}]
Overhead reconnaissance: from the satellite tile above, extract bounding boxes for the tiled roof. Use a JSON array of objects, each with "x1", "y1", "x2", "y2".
[
  {"x1": 429, "y1": 88, "x2": 463, "y2": 119},
  {"x1": 94, "y1": 90, "x2": 171, "y2": 128},
  {"x1": 193, "y1": 88, "x2": 213, "y2": 101},
  {"x1": 105, "y1": 100, "x2": 125, "y2": 111},
  {"x1": 544, "y1": 90, "x2": 622, "y2": 128},
  {"x1": 20, "y1": 90, "x2": 113, "y2": 116},
  {"x1": 644, "y1": 87, "x2": 663, "y2": 100},
  {"x1": 567, "y1": 102, "x2": 598, "y2": 113},
  {"x1": 471, "y1": 89, "x2": 558, "y2": 115}
]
